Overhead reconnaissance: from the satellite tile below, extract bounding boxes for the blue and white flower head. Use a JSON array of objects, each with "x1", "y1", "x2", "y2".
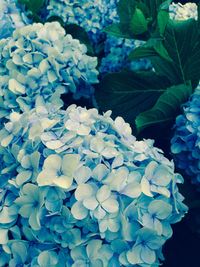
[
  {"x1": 100, "y1": 37, "x2": 151, "y2": 75},
  {"x1": 46, "y1": 0, "x2": 150, "y2": 74},
  {"x1": 47, "y1": 0, "x2": 118, "y2": 44},
  {"x1": 169, "y1": 2, "x2": 198, "y2": 20},
  {"x1": 0, "y1": 21, "x2": 99, "y2": 120},
  {"x1": 171, "y1": 84, "x2": 200, "y2": 185},
  {"x1": 0, "y1": 0, "x2": 29, "y2": 39},
  {"x1": 0, "y1": 104, "x2": 187, "y2": 266}
]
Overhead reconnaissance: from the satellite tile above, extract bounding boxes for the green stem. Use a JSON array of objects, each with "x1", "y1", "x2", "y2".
[{"x1": 171, "y1": 27, "x2": 186, "y2": 85}]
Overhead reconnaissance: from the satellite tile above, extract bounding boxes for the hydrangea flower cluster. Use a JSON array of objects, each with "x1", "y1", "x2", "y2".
[
  {"x1": 169, "y1": 2, "x2": 198, "y2": 20},
  {"x1": 46, "y1": 0, "x2": 150, "y2": 74},
  {"x1": 0, "y1": 0, "x2": 29, "y2": 39},
  {"x1": 171, "y1": 85, "x2": 200, "y2": 185},
  {"x1": 0, "y1": 104, "x2": 187, "y2": 266},
  {"x1": 47, "y1": 0, "x2": 118, "y2": 44},
  {"x1": 100, "y1": 38, "x2": 151, "y2": 75},
  {"x1": 0, "y1": 21, "x2": 98, "y2": 120}
]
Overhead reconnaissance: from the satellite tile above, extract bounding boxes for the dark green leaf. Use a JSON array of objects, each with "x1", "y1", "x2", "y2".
[
  {"x1": 130, "y1": 8, "x2": 148, "y2": 35},
  {"x1": 129, "y1": 39, "x2": 172, "y2": 62},
  {"x1": 117, "y1": 0, "x2": 136, "y2": 29},
  {"x1": 65, "y1": 24, "x2": 94, "y2": 55},
  {"x1": 96, "y1": 71, "x2": 171, "y2": 124},
  {"x1": 135, "y1": 83, "x2": 193, "y2": 132},
  {"x1": 18, "y1": 0, "x2": 44, "y2": 14},
  {"x1": 129, "y1": 46, "x2": 157, "y2": 59},
  {"x1": 151, "y1": 19, "x2": 200, "y2": 84},
  {"x1": 144, "y1": 0, "x2": 168, "y2": 19},
  {"x1": 104, "y1": 23, "x2": 149, "y2": 41},
  {"x1": 47, "y1": 16, "x2": 65, "y2": 26},
  {"x1": 157, "y1": 9, "x2": 169, "y2": 36},
  {"x1": 104, "y1": 24, "x2": 132, "y2": 39},
  {"x1": 153, "y1": 40, "x2": 172, "y2": 62}
]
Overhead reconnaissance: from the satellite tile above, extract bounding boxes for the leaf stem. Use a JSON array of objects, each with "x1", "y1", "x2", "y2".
[{"x1": 171, "y1": 27, "x2": 186, "y2": 85}]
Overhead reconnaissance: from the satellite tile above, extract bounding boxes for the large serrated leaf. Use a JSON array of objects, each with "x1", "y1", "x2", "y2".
[
  {"x1": 151, "y1": 19, "x2": 200, "y2": 84},
  {"x1": 129, "y1": 39, "x2": 173, "y2": 62},
  {"x1": 96, "y1": 71, "x2": 171, "y2": 124},
  {"x1": 135, "y1": 83, "x2": 193, "y2": 132}
]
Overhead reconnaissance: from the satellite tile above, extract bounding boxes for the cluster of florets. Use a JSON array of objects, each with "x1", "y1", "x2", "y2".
[
  {"x1": 0, "y1": 21, "x2": 99, "y2": 121},
  {"x1": 171, "y1": 85, "x2": 200, "y2": 185},
  {"x1": 46, "y1": 0, "x2": 150, "y2": 74},
  {"x1": 47, "y1": 0, "x2": 118, "y2": 44},
  {"x1": 169, "y1": 2, "x2": 198, "y2": 20},
  {"x1": 0, "y1": 104, "x2": 187, "y2": 266},
  {"x1": 0, "y1": 0, "x2": 29, "y2": 39},
  {"x1": 100, "y1": 37, "x2": 151, "y2": 75}
]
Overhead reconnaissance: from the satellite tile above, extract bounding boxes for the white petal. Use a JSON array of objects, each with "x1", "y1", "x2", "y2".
[
  {"x1": 102, "y1": 198, "x2": 119, "y2": 213},
  {"x1": 43, "y1": 154, "x2": 62, "y2": 170},
  {"x1": 71, "y1": 201, "x2": 88, "y2": 220},
  {"x1": 96, "y1": 185, "x2": 111, "y2": 203},
  {"x1": 75, "y1": 183, "x2": 95, "y2": 201},
  {"x1": 121, "y1": 182, "x2": 141, "y2": 198},
  {"x1": 83, "y1": 197, "x2": 98, "y2": 210},
  {"x1": 141, "y1": 178, "x2": 153, "y2": 197},
  {"x1": 53, "y1": 175, "x2": 73, "y2": 189},
  {"x1": 62, "y1": 154, "x2": 80, "y2": 176},
  {"x1": 37, "y1": 170, "x2": 55, "y2": 186}
]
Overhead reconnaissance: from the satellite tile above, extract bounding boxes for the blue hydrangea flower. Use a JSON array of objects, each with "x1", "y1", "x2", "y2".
[
  {"x1": 8, "y1": 242, "x2": 28, "y2": 267},
  {"x1": 37, "y1": 154, "x2": 80, "y2": 189},
  {"x1": 36, "y1": 251, "x2": 59, "y2": 267},
  {"x1": 72, "y1": 184, "x2": 119, "y2": 220},
  {"x1": 0, "y1": 245, "x2": 10, "y2": 267},
  {"x1": 47, "y1": 0, "x2": 118, "y2": 44},
  {"x1": 139, "y1": 198, "x2": 173, "y2": 236},
  {"x1": 126, "y1": 228, "x2": 165, "y2": 266},
  {"x1": 100, "y1": 37, "x2": 151, "y2": 75},
  {"x1": 0, "y1": 0, "x2": 29, "y2": 39},
  {"x1": 15, "y1": 183, "x2": 44, "y2": 230},
  {"x1": 0, "y1": 21, "x2": 99, "y2": 120},
  {"x1": 169, "y1": 2, "x2": 198, "y2": 20},
  {"x1": 71, "y1": 239, "x2": 113, "y2": 267},
  {"x1": 46, "y1": 0, "x2": 150, "y2": 74},
  {"x1": 0, "y1": 104, "x2": 187, "y2": 266},
  {"x1": 171, "y1": 85, "x2": 200, "y2": 185}
]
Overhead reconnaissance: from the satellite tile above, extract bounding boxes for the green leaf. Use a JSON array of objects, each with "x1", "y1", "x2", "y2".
[
  {"x1": 18, "y1": 0, "x2": 44, "y2": 14},
  {"x1": 104, "y1": 23, "x2": 149, "y2": 41},
  {"x1": 138, "y1": 0, "x2": 171, "y2": 37},
  {"x1": 47, "y1": 16, "x2": 65, "y2": 26},
  {"x1": 157, "y1": 9, "x2": 169, "y2": 36},
  {"x1": 117, "y1": 0, "x2": 136, "y2": 29},
  {"x1": 65, "y1": 24, "x2": 94, "y2": 55},
  {"x1": 95, "y1": 71, "x2": 171, "y2": 124},
  {"x1": 137, "y1": 2, "x2": 150, "y2": 18},
  {"x1": 104, "y1": 24, "x2": 132, "y2": 39},
  {"x1": 153, "y1": 40, "x2": 172, "y2": 62},
  {"x1": 129, "y1": 39, "x2": 172, "y2": 62},
  {"x1": 151, "y1": 19, "x2": 200, "y2": 84},
  {"x1": 144, "y1": 0, "x2": 168, "y2": 19},
  {"x1": 130, "y1": 8, "x2": 148, "y2": 35},
  {"x1": 129, "y1": 46, "x2": 157, "y2": 59},
  {"x1": 135, "y1": 83, "x2": 193, "y2": 132}
]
